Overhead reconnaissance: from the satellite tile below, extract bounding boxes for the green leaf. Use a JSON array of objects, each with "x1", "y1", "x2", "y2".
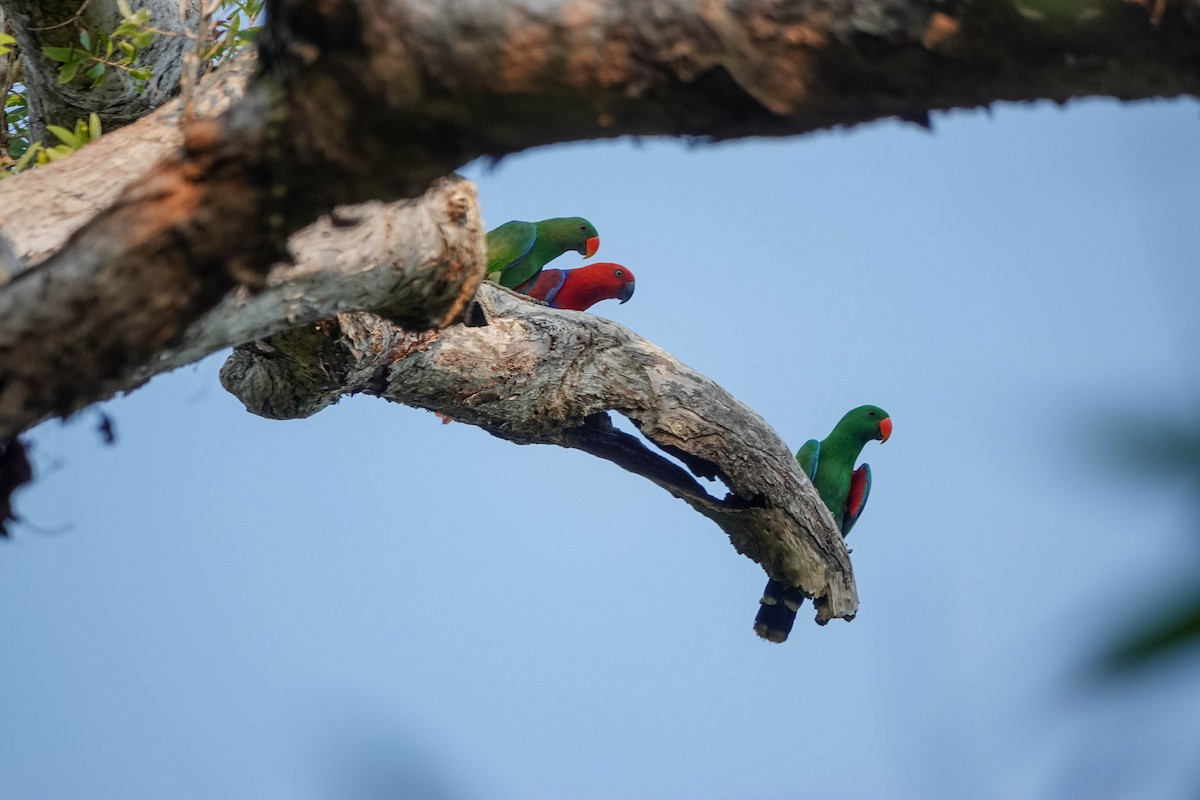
[
  {"x1": 117, "y1": 0, "x2": 133, "y2": 17},
  {"x1": 129, "y1": 67, "x2": 152, "y2": 82},
  {"x1": 0, "y1": 33, "x2": 16, "y2": 46},
  {"x1": 12, "y1": 142, "x2": 41, "y2": 172},
  {"x1": 45, "y1": 124, "x2": 81, "y2": 149},
  {"x1": 57, "y1": 58, "x2": 81, "y2": 84},
  {"x1": 41, "y1": 46, "x2": 74, "y2": 63},
  {"x1": 79, "y1": 30, "x2": 91, "y2": 50},
  {"x1": 44, "y1": 144, "x2": 73, "y2": 162},
  {"x1": 88, "y1": 113, "x2": 102, "y2": 140},
  {"x1": 87, "y1": 62, "x2": 105, "y2": 82}
]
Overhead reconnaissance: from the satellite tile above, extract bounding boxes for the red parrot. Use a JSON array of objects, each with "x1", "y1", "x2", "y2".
[{"x1": 515, "y1": 262, "x2": 635, "y2": 312}]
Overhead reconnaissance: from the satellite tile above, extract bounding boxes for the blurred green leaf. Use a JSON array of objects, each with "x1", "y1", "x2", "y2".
[
  {"x1": 11, "y1": 141, "x2": 40, "y2": 171},
  {"x1": 41, "y1": 46, "x2": 74, "y2": 63},
  {"x1": 45, "y1": 124, "x2": 81, "y2": 149},
  {"x1": 1095, "y1": 410, "x2": 1200, "y2": 675},
  {"x1": 57, "y1": 58, "x2": 81, "y2": 84},
  {"x1": 1104, "y1": 595, "x2": 1200, "y2": 673}
]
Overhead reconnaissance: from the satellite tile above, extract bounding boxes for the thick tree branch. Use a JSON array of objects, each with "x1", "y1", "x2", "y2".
[
  {"x1": 0, "y1": 53, "x2": 255, "y2": 269},
  {"x1": 2, "y1": 0, "x2": 1199, "y2": 440},
  {"x1": 147, "y1": 176, "x2": 485, "y2": 377},
  {"x1": 0, "y1": 173, "x2": 484, "y2": 438},
  {"x1": 219, "y1": 284, "x2": 858, "y2": 623},
  {"x1": 266, "y1": 0, "x2": 1200, "y2": 163}
]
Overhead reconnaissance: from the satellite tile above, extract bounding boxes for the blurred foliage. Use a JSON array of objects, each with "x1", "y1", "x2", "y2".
[
  {"x1": 205, "y1": 0, "x2": 264, "y2": 64},
  {"x1": 1098, "y1": 415, "x2": 1200, "y2": 675},
  {"x1": 1, "y1": 0, "x2": 264, "y2": 177},
  {"x1": 40, "y1": 112, "x2": 104, "y2": 162},
  {"x1": 42, "y1": 2, "x2": 158, "y2": 90}
]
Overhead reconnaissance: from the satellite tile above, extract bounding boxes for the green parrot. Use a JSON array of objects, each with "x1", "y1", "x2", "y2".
[
  {"x1": 754, "y1": 404, "x2": 892, "y2": 643},
  {"x1": 485, "y1": 217, "x2": 600, "y2": 289}
]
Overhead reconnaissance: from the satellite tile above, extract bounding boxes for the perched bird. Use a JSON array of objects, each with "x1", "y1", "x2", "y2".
[
  {"x1": 486, "y1": 217, "x2": 600, "y2": 289},
  {"x1": 754, "y1": 405, "x2": 892, "y2": 643},
  {"x1": 516, "y1": 262, "x2": 636, "y2": 311}
]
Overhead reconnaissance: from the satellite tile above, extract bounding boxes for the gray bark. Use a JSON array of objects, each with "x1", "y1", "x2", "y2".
[
  {"x1": 0, "y1": 8, "x2": 19, "y2": 158},
  {"x1": 220, "y1": 284, "x2": 858, "y2": 623},
  {"x1": 143, "y1": 177, "x2": 487, "y2": 379}
]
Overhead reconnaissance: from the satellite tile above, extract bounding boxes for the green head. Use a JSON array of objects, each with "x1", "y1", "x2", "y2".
[
  {"x1": 833, "y1": 405, "x2": 893, "y2": 444},
  {"x1": 537, "y1": 217, "x2": 600, "y2": 258}
]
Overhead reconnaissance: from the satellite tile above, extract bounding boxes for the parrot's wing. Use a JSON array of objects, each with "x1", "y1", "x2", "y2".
[
  {"x1": 795, "y1": 439, "x2": 820, "y2": 480},
  {"x1": 486, "y1": 221, "x2": 536, "y2": 277},
  {"x1": 516, "y1": 268, "x2": 567, "y2": 305},
  {"x1": 842, "y1": 463, "x2": 871, "y2": 537}
]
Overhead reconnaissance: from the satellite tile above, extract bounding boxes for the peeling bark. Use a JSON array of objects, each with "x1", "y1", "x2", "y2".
[
  {"x1": 0, "y1": 172, "x2": 485, "y2": 438},
  {"x1": 0, "y1": 53, "x2": 255, "y2": 269},
  {"x1": 220, "y1": 284, "x2": 859, "y2": 623},
  {"x1": 143, "y1": 175, "x2": 486, "y2": 378}
]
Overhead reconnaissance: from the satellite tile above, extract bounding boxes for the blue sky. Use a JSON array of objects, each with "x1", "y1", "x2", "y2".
[{"x1": 3, "y1": 97, "x2": 1199, "y2": 800}]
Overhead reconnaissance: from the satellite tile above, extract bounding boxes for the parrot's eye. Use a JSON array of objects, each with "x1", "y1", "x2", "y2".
[
  {"x1": 868, "y1": 410, "x2": 876, "y2": 416},
  {"x1": 615, "y1": 269, "x2": 623, "y2": 277},
  {"x1": 579, "y1": 225, "x2": 587, "y2": 231}
]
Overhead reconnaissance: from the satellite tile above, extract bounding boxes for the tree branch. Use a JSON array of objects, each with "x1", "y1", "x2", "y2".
[
  {"x1": 0, "y1": 52, "x2": 255, "y2": 269},
  {"x1": 219, "y1": 283, "x2": 858, "y2": 623},
  {"x1": 264, "y1": 0, "x2": 1200, "y2": 162},
  {"x1": 3, "y1": 0, "x2": 1199, "y2": 440},
  {"x1": 2, "y1": 0, "x2": 1195, "y2": 624},
  {"x1": 0, "y1": 172, "x2": 484, "y2": 438}
]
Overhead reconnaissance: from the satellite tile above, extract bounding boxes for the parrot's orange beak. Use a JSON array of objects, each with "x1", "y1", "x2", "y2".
[
  {"x1": 879, "y1": 416, "x2": 892, "y2": 443},
  {"x1": 584, "y1": 236, "x2": 600, "y2": 258}
]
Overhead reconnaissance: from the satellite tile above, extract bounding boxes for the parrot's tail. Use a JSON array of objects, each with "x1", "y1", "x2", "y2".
[{"x1": 753, "y1": 579, "x2": 805, "y2": 643}]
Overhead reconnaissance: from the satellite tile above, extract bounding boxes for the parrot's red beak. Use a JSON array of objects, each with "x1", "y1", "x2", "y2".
[
  {"x1": 879, "y1": 416, "x2": 892, "y2": 443},
  {"x1": 584, "y1": 236, "x2": 600, "y2": 258}
]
